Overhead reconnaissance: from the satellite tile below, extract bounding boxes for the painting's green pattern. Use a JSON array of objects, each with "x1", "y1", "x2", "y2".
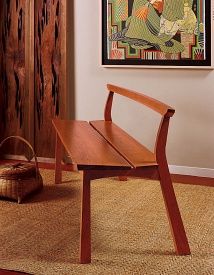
[{"x1": 106, "y1": 0, "x2": 207, "y2": 62}]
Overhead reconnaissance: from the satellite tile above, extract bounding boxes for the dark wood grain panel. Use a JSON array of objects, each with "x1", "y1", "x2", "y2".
[
  {"x1": 34, "y1": 0, "x2": 66, "y2": 158},
  {"x1": 0, "y1": 0, "x2": 68, "y2": 159},
  {"x1": 0, "y1": 0, "x2": 27, "y2": 155}
]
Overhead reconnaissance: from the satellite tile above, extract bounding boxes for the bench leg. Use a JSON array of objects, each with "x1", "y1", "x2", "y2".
[
  {"x1": 158, "y1": 163, "x2": 191, "y2": 255},
  {"x1": 80, "y1": 171, "x2": 91, "y2": 263},
  {"x1": 55, "y1": 133, "x2": 62, "y2": 184}
]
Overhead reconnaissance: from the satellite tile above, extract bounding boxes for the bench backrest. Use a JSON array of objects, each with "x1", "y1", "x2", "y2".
[{"x1": 104, "y1": 84, "x2": 175, "y2": 162}]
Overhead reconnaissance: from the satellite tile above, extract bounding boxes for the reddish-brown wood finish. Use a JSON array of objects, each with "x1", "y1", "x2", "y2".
[
  {"x1": 104, "y1": 91, "x2": 114, "y2": 121},
  {"x1": 0, "y1": 0, "x2": 68, "y2": 159},
  {"x1": 55, "y1": 132, "x2": 62, "y2": 184},
  {"x1": 171, "y1": 174, "x2": 214, "y2": 187},
  {"x1": 34, "y1": 0, "x2": 67, "y2": 158},
  {"x1": 0, "y1": 270, "x2": 29, "y2": 275},
  {"x1": 0, "y1": 0, "x2": 28, "y2": 155},
  {"x1": 106, "y1": 84, "x2": 175, "y2": 117},
  {"x1": 24, "y1": 0, "x2": 35, "y2": 155},
  {"x1": 53, "y1": 84, "x2": 190, "y2": 263},
  {"x1": 90, "y1": 120, "x2": 157, "y2": 168},
  {"x1": 52, "y1": 119, "x2": 131, "y2": 170},
  {"x1": 118, "y1": 176, "x2": 128, "y2": 181},
  {"x1": 155, "y1": 116, "x2": 190, "y2": 254},
  {"x1": 80, "y1": 171, "x2": 91, "y2": 264}
]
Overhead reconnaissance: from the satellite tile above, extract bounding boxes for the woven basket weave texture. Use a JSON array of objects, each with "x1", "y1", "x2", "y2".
[{"x1": 0, "y1": 136, "x2": 43, "y2": 203}]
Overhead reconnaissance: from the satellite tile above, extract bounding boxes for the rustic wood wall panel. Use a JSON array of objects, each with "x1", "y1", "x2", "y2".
[
  {"x1": 0, "y1": 4, "x2": 3, "y2": 146},
  {"x1": 0, "y1": 0, "x2": 67, "y2": 159},
  {"x1": 35, "y1": 0, "x2": 66, "y2": 158},
  {"x1": 0, "y1": 0, "x2": 27, "y2": 155}
]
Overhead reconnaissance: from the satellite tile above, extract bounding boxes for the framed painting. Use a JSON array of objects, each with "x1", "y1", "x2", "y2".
[{"x1": 101, "y1": 0, "x2": 213, "y2": 68}]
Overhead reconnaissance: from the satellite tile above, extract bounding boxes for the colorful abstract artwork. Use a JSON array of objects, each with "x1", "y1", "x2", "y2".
[{"x1": 102, "y1": 0, "x2": 212, "y2": 67}]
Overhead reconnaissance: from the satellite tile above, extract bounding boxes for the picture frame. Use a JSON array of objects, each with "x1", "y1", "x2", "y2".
[{"x1": 101, "y1": 0, "x2": 213, "y2": 69}]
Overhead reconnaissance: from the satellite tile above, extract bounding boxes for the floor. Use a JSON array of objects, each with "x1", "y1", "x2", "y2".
[{"x1": 0, "y1": 160, "x2": 213, "y2": 274}]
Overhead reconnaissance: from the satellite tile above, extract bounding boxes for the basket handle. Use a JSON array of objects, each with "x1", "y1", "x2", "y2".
[{"x1": 0, "y1": 136, "x2": 39, "y2": 175}]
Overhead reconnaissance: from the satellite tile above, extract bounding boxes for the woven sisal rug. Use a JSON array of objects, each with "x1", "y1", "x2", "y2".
[{"x1": 0, "y1": 169, "x2": 213, "y2": 275}]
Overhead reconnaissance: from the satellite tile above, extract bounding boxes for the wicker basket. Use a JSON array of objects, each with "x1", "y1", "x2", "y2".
[{"x1": 0, "y1": 136, "x2": 43, "y2": 203}]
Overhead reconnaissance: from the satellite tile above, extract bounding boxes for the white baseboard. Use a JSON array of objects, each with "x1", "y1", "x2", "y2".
[{"x1": 169, "y1": 165, "x2": 214, "y2": 178}]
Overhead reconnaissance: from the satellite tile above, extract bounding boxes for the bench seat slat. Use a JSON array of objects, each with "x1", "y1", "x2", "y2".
[
  {"x1": 90, "y1": 120, "x2": 157, "y2": 168},
  {"x1": 52, "y1": 119, "x2": 132, "y2": 170}
]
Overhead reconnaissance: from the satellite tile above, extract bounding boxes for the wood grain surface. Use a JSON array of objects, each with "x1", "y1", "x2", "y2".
[
  {"x1": 34, "y1": 0, "x2": 66, "y2": 158},
  {"x1": 0, "y1": 0, "x2": 67, "y2": 158},
  {"x1": 0, "y1": 0, "x2": 27, "y2": 155},
  {"x1": 52, "y1": 119, "x2": 131, "y2": 169}
]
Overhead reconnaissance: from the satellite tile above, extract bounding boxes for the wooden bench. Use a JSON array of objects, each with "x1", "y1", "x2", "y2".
[{"x1": 52, "y1": 84, "x2": 190, "y2": 264}]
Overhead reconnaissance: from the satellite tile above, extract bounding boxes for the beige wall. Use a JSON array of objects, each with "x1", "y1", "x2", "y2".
[{"x1": 72, "y1": 1, "x2": 214, "y2": 170}]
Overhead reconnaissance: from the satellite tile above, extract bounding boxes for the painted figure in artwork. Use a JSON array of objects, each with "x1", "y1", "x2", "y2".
[{"x1": 110, "y1": 0, "x2": 201, "y2": 54}]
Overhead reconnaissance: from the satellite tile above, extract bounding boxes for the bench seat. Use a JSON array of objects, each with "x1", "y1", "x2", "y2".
[
  {"x1": 52, "y1": 119, "x2": 131, "y2": 170},
  {"x1": 90, "y1": 120, "x2": 157, "y2": 168}
]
